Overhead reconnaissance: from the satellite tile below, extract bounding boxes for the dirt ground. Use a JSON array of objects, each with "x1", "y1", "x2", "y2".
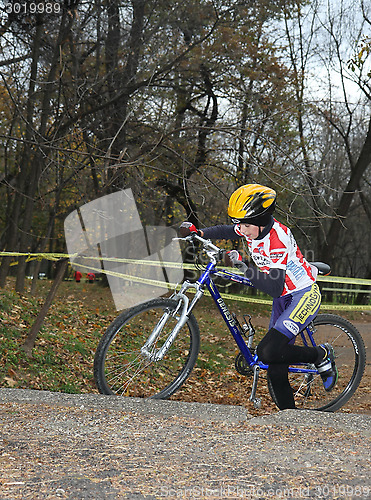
[{"x1": 0, "y1": 390, "x2": 370, "y2": 500}]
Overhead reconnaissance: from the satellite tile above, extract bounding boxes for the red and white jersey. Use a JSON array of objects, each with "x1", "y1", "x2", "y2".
[{"x1": 235, "y1": 219, "x2": 315, "y2": 296}]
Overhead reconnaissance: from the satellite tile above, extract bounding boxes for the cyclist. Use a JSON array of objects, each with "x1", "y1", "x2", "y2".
[{"x1": 180, "y1": 184, "x2": 338, "y2": 410}]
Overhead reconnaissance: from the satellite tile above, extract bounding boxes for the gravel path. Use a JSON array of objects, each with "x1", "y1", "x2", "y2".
[{"x1": 0, "y1": 389, "x2": 370, "y2": 499}]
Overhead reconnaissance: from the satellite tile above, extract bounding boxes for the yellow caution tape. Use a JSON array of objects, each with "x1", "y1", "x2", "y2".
[
  {"x1": 317, "y1": 275, "x2": 371, "y2": 286},
  {"x1": 74, "y1": 261, "x2": 371, "y2": 311},
  {"x1": 2, "y1": 250, "x2": 371, "y2": 283},
  {"x1": 1, "y1": 251, "x2": 370, "y2": 311}
]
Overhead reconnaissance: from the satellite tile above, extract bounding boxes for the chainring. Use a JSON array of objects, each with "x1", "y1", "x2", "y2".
[{"x1": 234, "y1": 351, "x2": 254, "y2": 376}]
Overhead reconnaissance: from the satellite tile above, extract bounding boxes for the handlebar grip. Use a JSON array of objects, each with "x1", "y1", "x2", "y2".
[{"x1": 179, "y1": 227, "x2": 191, "y2": 237}]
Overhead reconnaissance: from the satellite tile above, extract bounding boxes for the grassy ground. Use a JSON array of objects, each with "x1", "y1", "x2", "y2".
[
  {"x1": 0, "y1": 280, "x2": 116, "y2": 394},
  {"x1": 0, "y1": 278, "x2": 369, "y2": 415},
  {"x1": 0, "y1": 279, "x2": 267, "y2": 392}
]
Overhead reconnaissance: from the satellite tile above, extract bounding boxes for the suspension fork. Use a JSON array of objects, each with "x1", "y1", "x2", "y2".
[{"x1": 140, "y1": 283, "x2": 204, "y2": 362}]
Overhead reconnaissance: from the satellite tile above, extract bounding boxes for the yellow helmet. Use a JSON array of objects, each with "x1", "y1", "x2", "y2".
[{"x1": 228, "y1": 184, "x2": 276, "y2": 225}]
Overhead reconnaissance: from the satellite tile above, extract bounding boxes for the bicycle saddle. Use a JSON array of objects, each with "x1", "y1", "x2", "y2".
[{"x1": 309, "y1": 262, "x2": 331, "y2": 275}]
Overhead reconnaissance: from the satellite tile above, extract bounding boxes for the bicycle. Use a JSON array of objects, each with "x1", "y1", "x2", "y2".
[{"x1": 94, "y1": 233, "x2": 366, "y2": 411}]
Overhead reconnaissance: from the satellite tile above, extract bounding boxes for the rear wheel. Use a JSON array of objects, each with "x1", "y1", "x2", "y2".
[
  {"x1": 268, "y1": 314, "x2": 366, "y2": 411},
  {"x1": 94, "y1": 298, "x2": 200, "y2": 399}
]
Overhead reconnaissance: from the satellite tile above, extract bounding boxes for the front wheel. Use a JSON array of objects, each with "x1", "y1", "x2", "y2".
[
  {"x1": 268, "y1": 314, "x2": 366, "y2": 411},
  {"x1": 94, "y1": 298, "x2": 200, "y2": 399}
]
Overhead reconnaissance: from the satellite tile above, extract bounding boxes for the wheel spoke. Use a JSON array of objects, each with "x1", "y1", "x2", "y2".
[
  {"x1": 94, "y1": 299, "x2": 199, "y2": 399},
  {"x1": 290, "y1": 315, "x2": 365, "y2": 411},
  {"x1": 267, "y1": 314, "x2": 365, "y2": 411}
]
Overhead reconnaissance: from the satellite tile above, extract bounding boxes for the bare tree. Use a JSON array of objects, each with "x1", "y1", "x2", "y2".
[{"x1": 277, "y1": 0, "x2": 371, "y2": 274}]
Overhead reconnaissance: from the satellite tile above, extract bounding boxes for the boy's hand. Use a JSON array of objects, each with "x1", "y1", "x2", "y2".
[
  {"x1": 179, "y1": 222, "x2": 201, "y2": 237},
  {"x1": 225, "y1": 250, "x2": 248, "y2": 273}
]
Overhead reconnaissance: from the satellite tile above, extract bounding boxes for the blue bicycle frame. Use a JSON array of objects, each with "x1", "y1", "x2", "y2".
[{"x1": 196, "y1": 261, "x2": 318, "y2": 376}]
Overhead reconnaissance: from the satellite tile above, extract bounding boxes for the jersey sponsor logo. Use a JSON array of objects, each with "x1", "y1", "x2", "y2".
[
  {"x1": 270, "y1": 251, "x2": 285, "y2": 263},
  {"x1": 289, "y1": 284, "x2": 321, "y2": 324},
  {"x1": 283, "y1": 320, "x2": 300, "y2": 335},
  {"x1": 253, "y1": 245, "x2": 265, "y2": 255},
  {"x1": 252, "y1": 254, "x2": 271, "y2": 267},
  {"x1": 287, "y1": 260, "x2": 306, "y2": 281}
]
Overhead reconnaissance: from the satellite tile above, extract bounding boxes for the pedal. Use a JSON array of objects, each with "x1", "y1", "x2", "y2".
[{"x1": 252, "y1": 397, "x2": 261, "y2": 409}]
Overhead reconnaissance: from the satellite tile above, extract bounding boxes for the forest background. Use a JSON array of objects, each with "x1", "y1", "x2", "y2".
[{"x1": 1, "y1": 0, "x2": 371, "y2": 297}]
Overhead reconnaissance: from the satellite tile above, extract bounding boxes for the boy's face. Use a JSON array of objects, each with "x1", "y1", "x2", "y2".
[{"x1": 238, "y1": 224, "x2": 262, "y2": 239}]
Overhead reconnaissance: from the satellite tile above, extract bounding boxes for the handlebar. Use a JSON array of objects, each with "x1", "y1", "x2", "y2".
[
  {"x1": 174, "y1": 233, "x2": 250, "y2": 284},
  {"x1": 173, "y1": 233, "x2": 225, "y2": 262},
  {"x1": 174, "y1": 234, "x2": 331, "y2": 280},
  {"x1": 189, "y1": 233, "x2": 221, "y2": 251}
]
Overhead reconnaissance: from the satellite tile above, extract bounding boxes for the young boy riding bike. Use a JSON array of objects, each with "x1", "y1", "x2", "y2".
[{"x1": 180, "y1": 184, "x2": 338, "y2": 410}]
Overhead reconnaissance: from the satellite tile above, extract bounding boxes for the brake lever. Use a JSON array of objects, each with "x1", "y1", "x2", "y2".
[
  {"x1": 172, "y1": 235, "x2": 196, "y2": 242},
  {"x1": 173, "y1": 233, "x2": 224, "y2": 260},
  {"x1": 218, "y1": 249, "x2": 228, "y2": 264}
]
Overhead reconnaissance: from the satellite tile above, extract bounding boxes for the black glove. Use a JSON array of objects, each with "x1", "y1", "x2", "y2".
[
  {"x1": 225, "y1": 250, "x2": 248, "y2": 273},
  {"x1": 179, "y1": 222, "x2": 201, "y2": 237}
]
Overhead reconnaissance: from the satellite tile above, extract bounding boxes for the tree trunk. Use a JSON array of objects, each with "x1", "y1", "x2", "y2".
[
  {"x1": 15, "y1": 9, "x2": 74, "y2": 293},
  {"x1": 22, "y1": 259, "x2": 69, "y2": 357},
  {"x1": 0, "y1": 20, "x2": 43, "y2": 288},
  {"x1": 30, "y1": 215, "x2": 56, "y2": 295},
  {"x1": 103, "y1": 0, "x2": 147, "y2": 192},
  {"x1": 321, "y1": 116, "x2": 371, "y2": 264}
]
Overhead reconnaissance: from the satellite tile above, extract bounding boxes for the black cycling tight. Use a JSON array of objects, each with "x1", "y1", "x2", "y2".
[{"x1": 257, "y1": 328, "x2": 321, "y2": 409}]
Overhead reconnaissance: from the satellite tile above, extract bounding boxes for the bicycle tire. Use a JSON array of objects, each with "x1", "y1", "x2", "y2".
[
  {"x1": 94, "y1": 298, "x2": 200, "y2": 399},
  {"x1": 267, "y1": 314, "x2": 366, "y2": 411}
]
